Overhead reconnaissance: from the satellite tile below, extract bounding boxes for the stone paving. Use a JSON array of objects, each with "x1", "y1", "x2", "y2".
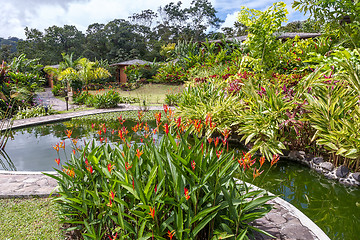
[
  {"x1": 0, "y1": 90, "x2": 331, "y2": 239},
  {"x1": 0, "y1": 171, "x2": 57, "y2": 198}
]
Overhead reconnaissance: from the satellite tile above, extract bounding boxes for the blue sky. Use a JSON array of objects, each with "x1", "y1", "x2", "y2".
[{"x1": 0, "y1": 0, "x2": 308, "y2": 39}]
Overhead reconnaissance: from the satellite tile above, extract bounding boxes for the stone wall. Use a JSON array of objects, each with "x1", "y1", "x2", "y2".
[{"x1": 284, "y1": 150, "x2": 360, "y2": 187}]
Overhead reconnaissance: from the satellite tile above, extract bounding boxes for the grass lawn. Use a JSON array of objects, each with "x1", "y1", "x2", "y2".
[
  {"x1": 0, "y1": 198, "x2": 63, "y2": 239},
  {"x1": 89, "y1": 83, "x2": 184, "y2": 104}
]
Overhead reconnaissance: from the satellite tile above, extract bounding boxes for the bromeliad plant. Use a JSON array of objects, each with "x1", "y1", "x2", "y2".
[{"x1": 47, "y1": 109, "x2": 276, "y2": 240}]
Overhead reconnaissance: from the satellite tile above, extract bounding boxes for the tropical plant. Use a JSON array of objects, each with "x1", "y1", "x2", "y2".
[
  {"x1": 14, "y1": 105, "x2": 56, "y2": 119},
  {"x1": 91, "y1": 90, "x2": 121, "y2": 109},
  {"x1": 237, "y1": 2, "x2": 288, "y2": 71},
  {"x1": 46, "y1": 110, "x2": 276, "y2": 239}
]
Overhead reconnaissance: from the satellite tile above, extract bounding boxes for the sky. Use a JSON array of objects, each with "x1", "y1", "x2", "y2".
[{"x1": 0, "y1": 0, "x2": 308, "y2": 39}]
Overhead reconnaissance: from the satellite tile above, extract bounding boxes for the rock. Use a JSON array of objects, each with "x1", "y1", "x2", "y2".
[
  {"x1": 352, "y1": 172, "x2": 360, "y2": 182},
  {"x1": 305, "y1": 153, "x2": 314, "y2": 162},
  {"x1": 336, "y1": 165, "x2": 350, "y2": 178},
  {"x1": 288, "y1": 150, "x2": 305, "y2": 160},
  {"x1": 320, "y1": 162, "x2": 334, "y2": 171},
  {"x1": 288, "y1": 150, "x2": 298, "y2": 160},
  {"x1": 312, "y1": 157, "x2": 324, "y2": 165}
]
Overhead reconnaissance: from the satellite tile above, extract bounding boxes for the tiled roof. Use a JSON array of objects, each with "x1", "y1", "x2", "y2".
[{"x1": 109, "y1": 59, "x2": 152, "y2": 67}]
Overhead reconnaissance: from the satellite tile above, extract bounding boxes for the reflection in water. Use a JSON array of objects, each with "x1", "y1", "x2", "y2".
[
  {"x1": 0, "y1": 149, "x2": 16, "y2": 171},
  {"x1": 254, "y1": 161, "x2": 360, "y2": 240}
]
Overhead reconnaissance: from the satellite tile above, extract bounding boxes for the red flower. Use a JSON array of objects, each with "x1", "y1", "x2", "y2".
[
  {"x1": 238, "y1": 152, "x2": 255, "y2": 170},
  {"x1": 55, "y1": 158, "x2": 60, "y2": 165},
  {"x1": 138, "y1": 110, "x2": 144, "y2": 122},
  {"x1": 125, "y1": 162, "x2": 132, "y2": 171},
  {"x1": 214, "y1": 137, "x2": 219, "y2": 148},
  {"x1": 253, "y1": 167, "x2": 264, "y2": 179},
  {"x1": 163, "y1": 104, "x2": 169, "y2": 114},
  {"x1": 86, "y1": 165, "x2": 93, "y2": 174},
  {"x1": 107, "y1": 163, "x2": 114, "y2": 173},
  {"x1": 259, "y1": 156, "x2": 265, "y2": 168},
  {"x1": 176, "y1": 117, "x2": 182, "y2": 129},
  {"x1": 110, "y1": 191, "x2": 115, "y2": 200},
  {"x1": 136, "y1": 149, "x2": 143, "y2": 159},
  {"x1": 148, "y1": 206, "x2": 155, "y2": 219},
  {"x1": 167, "y1": 230, "x2": 175, "y2": 240},
  {"x1": 65, "y1": 129, "x2": 72, "y2": 138},
  {"x1": 184, "y1": 188, "x2": 190, "y2": 200},
  {"x1": 53, "y1": 144, "x2": 59, "y2": 152},
  {"x1": 271, "y1": 154, "x2": 280, "y2": 166},
  {"x1": 109, "y1": 233, "x2": 118, "y2": 240},
  {"x1": 163, "y1": 123, "x2": 169, "y2": 135},
  {"x1": 191, "y1": 160, "x2": 196, "y2": 171},
  {"x1": 216, "y1": 150, "x2": 223, "y2": 158}
]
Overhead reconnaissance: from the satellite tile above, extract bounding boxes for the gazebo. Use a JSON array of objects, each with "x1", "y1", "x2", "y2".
[{"x1": 110, "y1": 59, "x2": 152, "y2": 83}]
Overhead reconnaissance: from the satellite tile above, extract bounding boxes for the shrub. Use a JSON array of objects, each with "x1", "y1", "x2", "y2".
[
  {"x1": 92, "y1": 90, "x2": 121, "y2": 109},
  {"x1": 47, "y1": 111, "x2": 276, "y2": 239},
  {"x1": 164, "y1": 92, "x2": 182, "y2": 106},
  {"x1": 14, "y1": 105, "x2": 56, "y2": 119},
  {"x1": 73, "y1": 91, "x2": 91, "y2": 105},
  {"x1": 51, "y1": 84, "x2": 66, "y2": 97}
]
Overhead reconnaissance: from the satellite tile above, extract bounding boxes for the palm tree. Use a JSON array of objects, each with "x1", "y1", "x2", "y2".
[{"x1": 45, "y1": 53, "x2": 111, "y2": 93}]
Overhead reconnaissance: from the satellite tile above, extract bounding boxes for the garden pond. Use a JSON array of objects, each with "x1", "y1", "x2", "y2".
[{"x1": 0, "y1": 111, "x2": 359, "y2": 240}]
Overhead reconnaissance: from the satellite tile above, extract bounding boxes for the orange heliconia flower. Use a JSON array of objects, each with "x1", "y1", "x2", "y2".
[
  {"x1": 144, "y1": 123, "x2": 149, "y2": 132},
  {"x1": 108, "y1": 163, "x2": 114, "y2": 173},
  {"x1": 125, "y1": 162, "x2": 132, "y2": 171},
  {"x1": 214, "y1": 137, "x2": 219, "y2": 148},
  {"x1": 216, "y1": 150, "x2": 223, "y2": 159},
  {"x1": 271, "y1": 154, "x2": 280, "y2": 166},
  {"x1": 259, "y1": 156, "x2": 265, "y2": 168},
  {"x1": 109, "y1": 233, "x2": 118, "y2": 240},
  {"x1": 207, "y1": 138, "x2": 213, "y2": 144},
  {"x1": 148, "y1": 206, "x2": 155, "y2": 219},
  {"x1": 154, "y1": 112, "x2": 161, "y2": 126},
  {"x1": 176, "y1": 117, "x2": 182, "y2": 129},
  {"x1": 72, "y1": 138, "x2": 78, "y2": 145},
  {"x1": 63, "y1": 168, "x2": 75, "y2": 177},
  {"x1": 132, "y1": 123, "x2": 139, "y2": 133},
  {"x1": 163, "y1": 104, "x2": 169, "y2": 114},
  {"x1": 163, "y1": 123, "x2": 169, "y2": 135},
  {"x1": 65, "y1": 129, "x2": 72, "y2": 138},
  {"x1": 191, "y1": 160, "x2": 196, "y2": 171},
  {"x1": 109, "y1": 191, "x2": 116, "y2": 200},
  {"x1": 184, "y1": 188, "x2": 190, "y2": 200},
  {"x1": 118, "y1": 115, "x2": 125, "y2": 125},
  {"x1": 238, "y1": 152, "x2": 255, "y2": 170},
  {"x1": 59, "y1": 141, "x2": 65, "y2": 150},
  {"x1": 167, "y1": 230, "x2": 175, "y2": 240},
  {"x1": 138, "y1": 110, "x2": 144, "y2": 122},
  {"x1": 86, "y1": 165, "x2": 93, "y2": 174},
  {"x1": 55, "y1": 158, "x2": 60, "y2": 165},
  {"x1": 253, "y1": 167, "x2": 264, "y2": 179},
  {"x1": 107, "y1": 198, "x2": 113, "y2": 207},
  {"x1": 152, "y1": 128, "x2": 158, "y2": 134},
  {"x1": 136, "y1": 149, "x2": 143, "y2": 159},
  {"x1": 53, "y1": 144, "x2": 59, "y2": 152}
]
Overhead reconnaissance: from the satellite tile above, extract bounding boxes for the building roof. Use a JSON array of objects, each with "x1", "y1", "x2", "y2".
[
  {"x1": 210, "y1": 32, "x2": 322, "y2": 43},
  {"x1": 109, "y1": 59, "x2": 152, "y2": 67}
]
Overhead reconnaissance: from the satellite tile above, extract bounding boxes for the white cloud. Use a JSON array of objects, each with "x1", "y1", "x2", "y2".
[
  {"x1": 0, "y1": 0, "x2": 195, "y2": 38},
  {"x1": 218, "y1": 0, "x2": 308, "y2": 31}
]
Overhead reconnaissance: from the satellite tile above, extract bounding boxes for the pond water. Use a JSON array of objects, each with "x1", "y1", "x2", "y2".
[
  {"x1": 0, "y1": 112, "x2": 359, "y2": 240},
  {"x1": 252, "y1": 161, "x2": 360, "y2": 240}
]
